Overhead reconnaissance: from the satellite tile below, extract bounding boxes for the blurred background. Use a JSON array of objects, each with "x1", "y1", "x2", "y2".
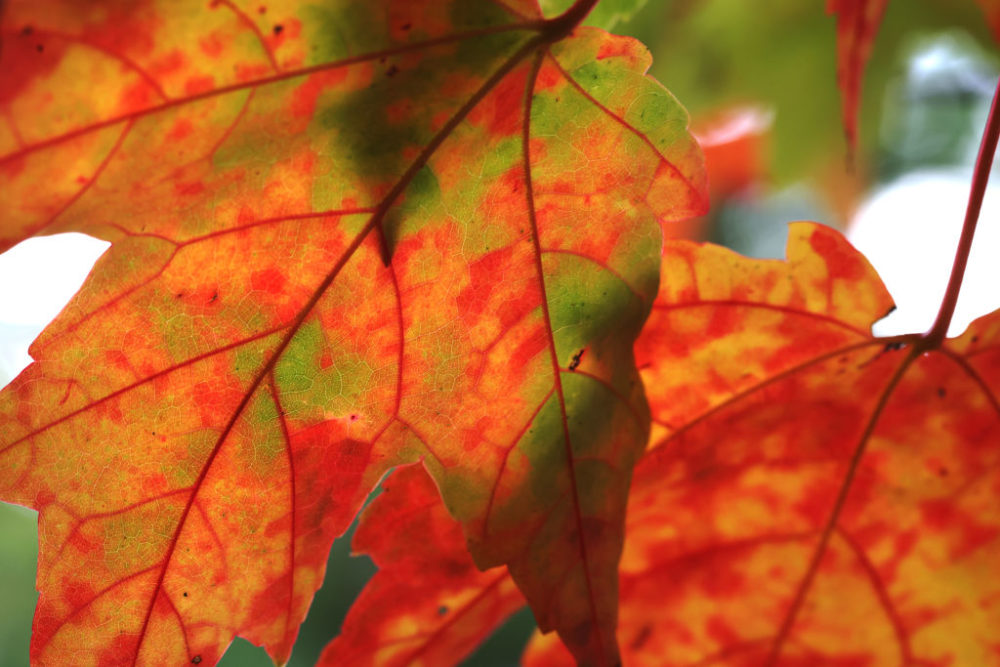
[{"x1": 1, "y1": 0, "x2": 999, "y2": 664}]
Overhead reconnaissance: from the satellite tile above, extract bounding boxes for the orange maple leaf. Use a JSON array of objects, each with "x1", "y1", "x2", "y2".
[
  {"x1": 329, "y1": 223, "x2": 1000, "y2": 665},
  {"x1": 0, "y1": 0, "x2": 707, "y2": 664}
]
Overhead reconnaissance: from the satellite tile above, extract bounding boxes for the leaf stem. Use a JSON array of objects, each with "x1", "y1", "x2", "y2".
[
  {"x1": 924, "y1": 76, "x2": 1000, "y2": 347},
  {"x1": 543, "y1": 0, "x2": 600, "y2": 41}
]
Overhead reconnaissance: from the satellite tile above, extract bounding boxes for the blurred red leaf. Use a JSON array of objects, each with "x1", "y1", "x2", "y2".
[
  {"x1": 693, "y1": 107, "x2": 769, "y2": 199},
  {"x1": 827, "y1": 0, "x2": 888, "y2": 155},
  {"x1": 976, "y1": 0, "x2": 1000, "y2": 39}
]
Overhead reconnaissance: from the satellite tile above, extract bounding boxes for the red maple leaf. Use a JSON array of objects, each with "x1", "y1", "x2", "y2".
[{"x1": 0, "y1": 0, "x2": 706, "y2": 664}]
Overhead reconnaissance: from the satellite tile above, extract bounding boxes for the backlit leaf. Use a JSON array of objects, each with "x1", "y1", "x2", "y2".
[
  {"x1": 347, "y1": 223, "x2": 1000, "y2": 665},
  {"x1": 317, "y1": 464, "x2": 524, "y2": 666},
  {"x1": 526, "y1": 223, "x2": 1000, "y2": 665},
  {"x1": 0, "y1": 1, "x2": 706, "y2": 664}
]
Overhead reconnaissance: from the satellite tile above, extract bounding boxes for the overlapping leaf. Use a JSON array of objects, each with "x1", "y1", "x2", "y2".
[
  {"x1": 530, "y1": 222, "x2": 1000, "y2": 664},
  {"x1": 0, "y1": 0, "x2": 707, "y2": 664},
  {"x1": 317, "y1": 464, "x2": 525, "y2": 666},
  {"x1": 331, "y1": 223, "x2": 1000, "y2": 665}
]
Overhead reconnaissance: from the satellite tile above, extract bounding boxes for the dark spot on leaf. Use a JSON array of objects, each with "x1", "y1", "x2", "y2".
[
  {"x1": 176, "y1": 292, "x2": 184, "y2": 299},
  {"x1": 438, "y1": 605, "x2": 448, "y2": 615},
  {"x1": 938, "y1": 466, "x2": 949, "y2": 477},
  {"x1": 257, "y1": 5, "x2": 266, "y2": 13},
  {"x1": 191, "y1": 656, "x2": 202, "y2": 664},
  {"x1": 349, "y1": 414, "x2": 358, "y2": 422},
  {"x1": 36, "y1": 44, "x2": 44, "y2": 53},
  {"x1": 972, "y1": 335, "x2": 980, "y2": 343},
  {"x1": 272, "y1": 24, "x2": 283, "y2": 35},
  {"x1": 569, "y1": 349, "x2": 585, "y2": 371},
  {"x1": 937, "y1": 387, "x2": 946, "y2": 398},
  {"x1": 629, "y1": 624, "x2": 652, "y2": 650},
  {"x1": 386, "y1": 65, "x2": 399, "y2": 77},
  {"x1": 183, "y1": 591, "x2": 188, "y2": 597},
  {"x1": 210, "y1": 291, "x2": 218, "y2": 303},
  {"x1": 21, "y1": 25, "x2": 34, "y2": 36},
  {"x1": 401, "y1": 22, "x2": 412, "y2": 31}
]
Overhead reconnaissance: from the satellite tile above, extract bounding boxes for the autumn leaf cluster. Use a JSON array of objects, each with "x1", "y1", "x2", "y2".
[{"x1": 0, "y1": 0, "x2": 998, "y2": 666}]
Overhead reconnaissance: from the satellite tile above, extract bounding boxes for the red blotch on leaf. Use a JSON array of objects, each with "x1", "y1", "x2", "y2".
[
  {"x1": 199, "y1": 33, "x2": 226, "y2": 59},
  {"x1": 809, "y1": 225, "x2": 865, "y2": 281},
  {"x1": 290, "y1": 69, "x2": 350, "y2": 119},
  {"x1": 184, "y1": 75, "x2": 215, "y2": 95},
  {"x1": 251, "y1": 268, "x2": 287, "y2": 295},
  {"x1": 468, "y1": 65, "x2": 527, "y2": 137},
  {"x1": 0, "y1": 32, "x2": 66, "y2": 106}
]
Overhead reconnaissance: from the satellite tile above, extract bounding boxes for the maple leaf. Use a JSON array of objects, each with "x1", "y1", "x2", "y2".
[
  {"x1": 325, "y1": 222, "x2": 1000, "y2": 665},
  {"x1": 525, "y1": 223, "x2": 1000, "y2": 665},
  {"x1": 286, "y1": 10, "x2": 1000, "y2": 665},
  {"x1": 0, "y1": 0, "x2": 707, "y2": 664}
]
